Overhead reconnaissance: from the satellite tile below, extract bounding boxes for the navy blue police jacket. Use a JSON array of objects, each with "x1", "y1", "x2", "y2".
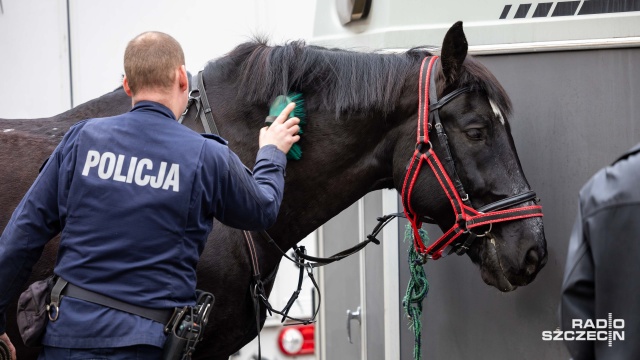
[{"x1": 0, "y1": 101, "x2": 287, "y2": 348}]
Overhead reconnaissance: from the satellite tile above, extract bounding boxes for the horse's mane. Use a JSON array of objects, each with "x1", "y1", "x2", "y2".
[{"x1": 227, "y1": 39, "x2": 512, "y2": 117}]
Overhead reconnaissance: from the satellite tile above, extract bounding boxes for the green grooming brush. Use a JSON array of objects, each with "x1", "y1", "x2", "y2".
[{"x1": 266, "y1": 93, "x2": 306, "y2": 160}]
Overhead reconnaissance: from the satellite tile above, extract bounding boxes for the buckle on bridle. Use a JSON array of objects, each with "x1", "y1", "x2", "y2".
[
  {"x1": 453, "y1": 223, "x2": 494, "y2": 256},
  {"x1": 416, "y1": 141, "x2": 432, "y2": 153},
  {"x1": 252, "y1": 281, "x2": 268, "y2": 302},
  {"x1": 183, "y1": 90, "x2": 200, "y2": 114},
  {"x1": 471, "y1": 222, "x2": 493, "y2": 238},
  {"x1": 453, "y1": 244, "x2": 470, "y2": 256}
]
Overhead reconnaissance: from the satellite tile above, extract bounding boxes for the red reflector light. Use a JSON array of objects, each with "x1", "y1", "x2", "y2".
[{"x1": 278, "y1": 324, "x2": 315, "y2": 356}]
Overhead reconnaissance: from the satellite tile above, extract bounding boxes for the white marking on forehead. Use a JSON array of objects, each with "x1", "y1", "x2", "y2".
[
  {"x1": 489, "y1": 99, "x2": 505, "y2": 125},
  {"x1": 3, "y1": 129, "x2": 14, "y2": 133}
]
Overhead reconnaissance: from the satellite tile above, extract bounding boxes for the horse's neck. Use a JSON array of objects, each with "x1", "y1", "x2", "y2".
[{"x1": 215, "y1": 104, "x2": 396, "y2": 254}]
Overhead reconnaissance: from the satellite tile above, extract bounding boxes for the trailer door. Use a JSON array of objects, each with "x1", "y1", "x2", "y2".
[{"x1": 318, "y1": 190, "x2": 397, "y2": 360}]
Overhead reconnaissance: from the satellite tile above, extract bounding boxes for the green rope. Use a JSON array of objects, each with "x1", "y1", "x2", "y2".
[{"x1": 402, "y1": 223, "x2": 429, "y2": 360}]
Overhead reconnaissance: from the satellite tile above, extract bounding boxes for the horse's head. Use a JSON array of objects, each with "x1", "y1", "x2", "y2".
[{"x1": 391, "y1": 22, "x2": 547, "y2": 291}]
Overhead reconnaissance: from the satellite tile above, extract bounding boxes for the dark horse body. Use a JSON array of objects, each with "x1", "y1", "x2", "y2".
[{"x1": 1, "y1": 23, "x2": 546, "y2": 359}]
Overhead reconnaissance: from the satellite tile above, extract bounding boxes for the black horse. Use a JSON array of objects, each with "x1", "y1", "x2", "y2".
[{"x1": 0, "y1": 22, "x2": 546, "y2": 359}]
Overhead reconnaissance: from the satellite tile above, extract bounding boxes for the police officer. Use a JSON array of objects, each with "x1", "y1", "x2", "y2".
[
  {"x1": 0, "y1": 31, "x2": 300, "y2": 359},
  {"x1": 561, "y1": 143, "x2": 640, "y2": 359}
]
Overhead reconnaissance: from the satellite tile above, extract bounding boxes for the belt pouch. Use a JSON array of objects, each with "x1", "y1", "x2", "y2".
[{"x1": 16, "y1": 275, "x2": 56, "y2": 347}]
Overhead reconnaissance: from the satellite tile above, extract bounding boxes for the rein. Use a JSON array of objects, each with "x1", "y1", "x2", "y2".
[
  {"x1": 401, "y1": 56, "x2": 544, "y2": 260},
  {"x1": 243, "y1": 230, "x2": 320, "y2": 326}
]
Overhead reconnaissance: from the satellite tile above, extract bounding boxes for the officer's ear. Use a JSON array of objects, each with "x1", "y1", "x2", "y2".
[
  {"x1": 123, "y1": 75, "x2": 133, "y2": 97},
  {"x1": 178, "y1": 65, "x2": 188, "y2": 93}
]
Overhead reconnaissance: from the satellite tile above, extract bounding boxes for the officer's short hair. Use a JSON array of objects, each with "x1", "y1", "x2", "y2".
[{"x1": 124, "y1": 31, "x2": 185, "y2": 94}]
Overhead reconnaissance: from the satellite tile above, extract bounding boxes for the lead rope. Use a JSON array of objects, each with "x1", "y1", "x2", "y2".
[{"x1": 402, "y1": 223, "x2": 430, "y2": 360}]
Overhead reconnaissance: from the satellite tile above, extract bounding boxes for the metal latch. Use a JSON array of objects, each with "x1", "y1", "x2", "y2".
[{"x1": 346, "y1": 306, "x2": 361, "y2": 344}]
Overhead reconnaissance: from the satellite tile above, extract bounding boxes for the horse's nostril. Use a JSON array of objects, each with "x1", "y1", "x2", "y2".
[{"x1": 524, "y1": 248, "x2": 540, "y2": 276}]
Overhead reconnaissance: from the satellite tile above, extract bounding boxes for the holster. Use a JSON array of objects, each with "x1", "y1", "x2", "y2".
[
  {"x1": 162, "y1": 291, "x2": 215, "y2": 360},
  {"x1": 163, "y1": 307, "x2": 192, "y2": 360}
]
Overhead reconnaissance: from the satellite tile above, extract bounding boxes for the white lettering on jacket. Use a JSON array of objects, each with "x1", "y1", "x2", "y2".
[{"x1": 81, "y1": 150, "x2": 180, "y2": 192}]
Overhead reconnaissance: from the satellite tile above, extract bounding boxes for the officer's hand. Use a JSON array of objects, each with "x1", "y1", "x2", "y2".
[
  {"x1": 0, "y1": 333, "x2": 16, "y2": 360},
  {"x1": 259, "y1": 103, "x2": 301, "y2": 154}
]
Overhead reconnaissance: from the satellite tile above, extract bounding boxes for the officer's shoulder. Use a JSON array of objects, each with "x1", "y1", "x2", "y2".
[
  {"x1": 69, "y1": 116, "x2": 118, "y2": 132},
  {"x1": 201, "y1": 133, "x2": 229, "y2": 146},
  {"x1": 68, "y1": 118, "x2": 92, "y2": 131},
  {"x1": 64, "y1": 118, "x2": 95, "y2": 139}
]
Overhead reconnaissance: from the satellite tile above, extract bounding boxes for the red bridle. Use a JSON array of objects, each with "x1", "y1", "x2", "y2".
[{"x1": 401, "y1": 56, "x2": 543, "y2": 260}]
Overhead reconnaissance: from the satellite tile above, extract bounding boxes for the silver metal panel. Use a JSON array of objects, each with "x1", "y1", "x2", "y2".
[
  {"x1": 399, "y1": 47, "x2": 640, "y2": 359},
  {"x1": 320, "y1": 191, "x2": 388, "y2": 359},
  {"x1": 321, "y1": 202, "x2": 362, "y2": 359},
  {"x1": 381, "y1": 189, "x2": 400, "y2": 360},
  {"x1": 363, "y1": 192, "x2": 385, "y2": 359}
]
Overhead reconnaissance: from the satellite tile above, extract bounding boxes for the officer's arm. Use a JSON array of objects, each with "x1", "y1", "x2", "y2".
[
  {"x1": 213, "y1": 144, "x2": 286, "y2": 230},
  {"x1": 560, "y1": 201, "x2": 595, "y2": 359},
  {"x1": 0, "y1": 132, "x2": 73, "y2": 334}
]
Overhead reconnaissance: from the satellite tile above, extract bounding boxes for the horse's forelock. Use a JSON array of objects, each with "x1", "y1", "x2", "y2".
[
  {"x1": 434, "y1": 56, "x2": 512, "y2": 120},
  {"x1": 459, "y1": 57, "x2": 513, "y2": 118}
]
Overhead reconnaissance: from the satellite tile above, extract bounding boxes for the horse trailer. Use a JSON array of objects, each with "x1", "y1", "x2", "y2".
[{"x1": 311, "y1": 1, "x2": 640, "y2": 359}]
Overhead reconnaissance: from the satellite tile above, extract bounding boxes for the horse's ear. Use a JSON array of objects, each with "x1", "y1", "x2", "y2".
[{"x1": 440, "y1": 21, "x2": 468, "y2": 84}]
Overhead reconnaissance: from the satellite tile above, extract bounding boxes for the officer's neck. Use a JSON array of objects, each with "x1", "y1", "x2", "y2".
[{"x1": 130, "y1": 90, "x2": 181, "y2": 120}]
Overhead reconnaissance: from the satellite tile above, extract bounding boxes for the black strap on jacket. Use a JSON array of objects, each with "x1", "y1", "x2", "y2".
[{"x1": 48, "y1": 277, "x2": 173, "y2": 324}]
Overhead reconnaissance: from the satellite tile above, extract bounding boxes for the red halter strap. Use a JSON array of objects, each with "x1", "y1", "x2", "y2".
[{"x1": 401, "y1": 56, "x2": 543, "y2": 260}]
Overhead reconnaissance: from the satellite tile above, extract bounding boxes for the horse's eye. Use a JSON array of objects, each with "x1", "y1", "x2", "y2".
[{"x1": 465, "y1": 128, "x2": 483, "y2": 140}]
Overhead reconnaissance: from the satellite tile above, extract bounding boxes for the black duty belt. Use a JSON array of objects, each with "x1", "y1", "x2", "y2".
[{"x1": 48, "y1": 277, "x2": 173, "y2": 324}]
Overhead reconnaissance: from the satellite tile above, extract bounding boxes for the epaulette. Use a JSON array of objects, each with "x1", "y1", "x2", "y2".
[{"x1": 201, "y1": 133, "x2": 228, "y2": 145}]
